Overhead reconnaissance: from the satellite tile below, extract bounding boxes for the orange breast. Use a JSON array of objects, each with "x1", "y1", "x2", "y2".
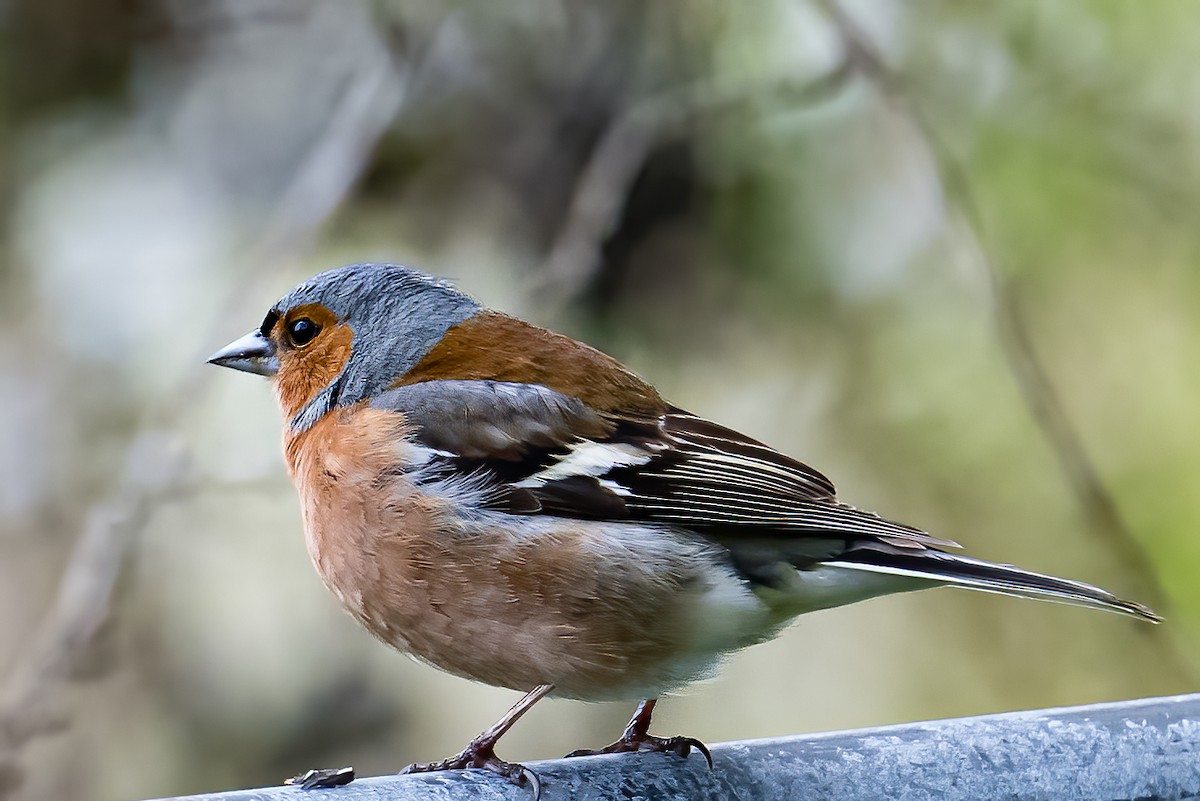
[{"x1": 282, "y1": 403, "x2": 743, "y2": 700}]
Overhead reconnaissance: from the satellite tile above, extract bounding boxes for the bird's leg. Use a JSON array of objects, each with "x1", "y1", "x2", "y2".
[
  {"x1": 401, "y1": 684, "x2": 554, "y2": 798},
  {"x1": 565, "y1": 698, "x2": 712, "y2": 768}
]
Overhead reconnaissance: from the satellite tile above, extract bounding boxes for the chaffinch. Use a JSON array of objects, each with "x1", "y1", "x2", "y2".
[{"x1": 208, "y1": 263, "x2": 1159, "y2": 794}]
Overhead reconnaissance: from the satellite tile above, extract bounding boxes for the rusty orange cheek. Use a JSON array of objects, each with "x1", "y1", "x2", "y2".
[{"x1": 274, "y1": 322, "x2": 355, "y2": 419}]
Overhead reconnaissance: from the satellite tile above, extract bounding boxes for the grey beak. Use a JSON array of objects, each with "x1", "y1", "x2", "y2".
[{"x1": 207, "y1": 330, "x2": 279, "y2": 377}]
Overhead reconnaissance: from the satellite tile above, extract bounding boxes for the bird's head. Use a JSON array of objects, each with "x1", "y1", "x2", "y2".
[{"x1": 207, "y1": 263, "x2": 481, "y2": 431}]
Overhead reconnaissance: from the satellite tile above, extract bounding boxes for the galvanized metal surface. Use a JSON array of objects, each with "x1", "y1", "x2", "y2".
[{"x1": 149, "y1": 693, "x2": 1200, "y2": 801}]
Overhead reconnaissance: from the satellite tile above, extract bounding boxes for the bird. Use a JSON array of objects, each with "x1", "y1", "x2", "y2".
[{"x1": 207, "y1": 262, "x2": 1160, "y2": 794}]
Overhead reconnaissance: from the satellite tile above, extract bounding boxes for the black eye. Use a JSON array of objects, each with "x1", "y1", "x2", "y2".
[{"x1": 287, "y1": 318, "x2": 321, "y2": 346}]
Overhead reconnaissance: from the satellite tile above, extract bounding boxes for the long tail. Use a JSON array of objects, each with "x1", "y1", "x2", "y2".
[{"x1": 825, "y1": 547, "x2": 1162, "y2": 623}]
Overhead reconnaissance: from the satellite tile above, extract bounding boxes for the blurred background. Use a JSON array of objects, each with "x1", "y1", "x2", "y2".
[{"x1": 2, "y1": 0, "x2": 1198, "y2": 799}]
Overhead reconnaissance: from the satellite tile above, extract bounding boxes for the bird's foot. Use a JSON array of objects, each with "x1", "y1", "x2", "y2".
[
  {"x1": 566, "y1": 733, "x2": 713, "y2": 769},
  {"x1": 284, "y1": 766, "x2": 355, "y2": 790},
  {"x1": 402, "y1": 740, "x2": 541, "y2": 799}
]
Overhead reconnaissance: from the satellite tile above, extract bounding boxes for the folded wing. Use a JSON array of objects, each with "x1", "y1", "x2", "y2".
[
  {"x1": 371, "y1": 380, "x2": 954, "y2": 550},
  {"x1": 372, "y1": 378, "x2": 1159, "y2": 622}
]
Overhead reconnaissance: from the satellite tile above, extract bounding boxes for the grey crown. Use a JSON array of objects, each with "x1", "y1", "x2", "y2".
[{"x1": 275, "y1": 263, "x2": 482, "y2": 432}]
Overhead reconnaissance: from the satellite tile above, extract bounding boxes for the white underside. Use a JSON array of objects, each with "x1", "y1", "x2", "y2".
[{"x1": 628, "y1": 561, "x2": 932, "y2": 700}]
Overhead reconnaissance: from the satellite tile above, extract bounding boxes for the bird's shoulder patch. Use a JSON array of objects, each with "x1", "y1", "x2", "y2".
[{"x1": 393, "y1": 311, "x2": 665, "y2": 419}]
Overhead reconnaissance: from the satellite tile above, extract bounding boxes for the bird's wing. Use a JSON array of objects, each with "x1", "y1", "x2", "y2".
[
  {"x1": 371, "y1": 380, "x2": 956, "y2": 550},
  {"x1": 370, "y1": 380, "x2": 1165, "y2": 623}
]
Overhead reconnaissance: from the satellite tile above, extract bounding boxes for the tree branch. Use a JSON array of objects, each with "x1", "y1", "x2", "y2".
[
  {"x1": 536, "y1": 59, "x2": 853, "y2": 307},
  {"x1": 814, "y1": 0, "x2": 1171, "y2": 618}
]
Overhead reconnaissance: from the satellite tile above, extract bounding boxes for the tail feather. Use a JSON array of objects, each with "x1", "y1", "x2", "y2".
[{"x1": 825, "y1": 548, "x2": 1162, "y2": 623}]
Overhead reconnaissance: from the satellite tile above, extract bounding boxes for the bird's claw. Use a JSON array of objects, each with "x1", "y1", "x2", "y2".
[
  {"x1": 402, "y1": 748, "x2": 542, "y2": 800},
  {"x1": 518, "y1": 766, "x2": 542, "y2": 800},
  {"x1": 675, "y1": 736, "x2": 714, "y2": 770},
  {"x1": 566, "y1": 733, "x2": 713, "y2": 770},
  {"x1": 284, "y1": 767, "x2": 355, "y2": 790}
]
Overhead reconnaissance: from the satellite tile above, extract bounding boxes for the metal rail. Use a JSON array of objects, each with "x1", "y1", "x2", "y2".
[{"x1": 148, "y1": 693, "x2": 1200, "y2": 801}]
